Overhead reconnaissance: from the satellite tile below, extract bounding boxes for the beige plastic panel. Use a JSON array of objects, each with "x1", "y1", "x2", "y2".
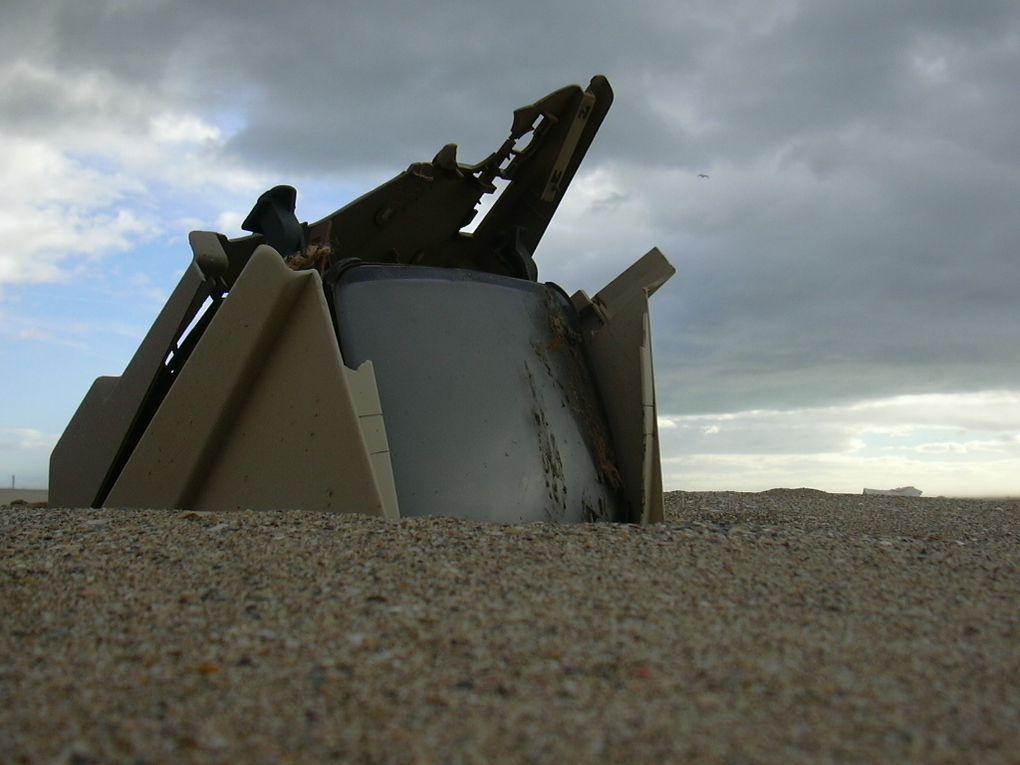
[
  {"x1": 49, "y1": 263, "x2": 211, "y2": 508},
  {"x1": 344, "y1": 362, "x2": 400, "y2": 520},
  {"x1": 573, "y1": 248, "x2": 674, "y2": 524},
  {"x1": 106, "y1": 246, "x2": 398, "y2": 517}
]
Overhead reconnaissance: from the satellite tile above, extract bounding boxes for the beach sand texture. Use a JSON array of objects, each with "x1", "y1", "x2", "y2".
[{"x1": 2, "y1": 490, "x2": 1018, "y2": 764}]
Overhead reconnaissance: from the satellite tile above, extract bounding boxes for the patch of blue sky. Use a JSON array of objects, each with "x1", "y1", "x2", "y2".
[
  {"x1": 207, "y1": 108, "x2": 248, "y2": 139},
  {"x1": 61, "y1": 152, "x2": 129, "y2": 180},
  {"x1": 1, "y1": 279, "x2": 160, "y2": 428}
]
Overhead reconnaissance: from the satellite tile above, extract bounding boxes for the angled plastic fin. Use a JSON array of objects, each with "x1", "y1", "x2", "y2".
[
  {"x1": 105, "y1": 246, "x2": 398, "y2": 517},
  {"x1": 572, "y1": 248, "x2": 675, "y2": 524},
  {"x1": 48, "y1": 263, "x2": 213, "y2": 508}
]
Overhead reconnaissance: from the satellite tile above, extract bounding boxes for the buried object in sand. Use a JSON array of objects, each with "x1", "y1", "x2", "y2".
[
  {"x1": 863, "y1": 486, "x2": 923, "y2": 497},
  {"x1": 49, "y1": 76, "x2": 674, "y2": 524}
]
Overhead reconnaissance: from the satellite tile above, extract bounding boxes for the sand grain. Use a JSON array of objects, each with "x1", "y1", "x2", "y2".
[{"x1": 2, "y1": 491, "x2": 1018, "y2": 764}]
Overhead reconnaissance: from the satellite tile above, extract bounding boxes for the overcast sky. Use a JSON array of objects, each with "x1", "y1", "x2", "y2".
[{"x1": 2, "y1": 0, "x2": 1018, "y2": 496}]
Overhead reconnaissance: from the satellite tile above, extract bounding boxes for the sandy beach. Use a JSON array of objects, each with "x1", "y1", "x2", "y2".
[{"x1": 2, "y1": 490, "x2": 1018, "y2": 764}]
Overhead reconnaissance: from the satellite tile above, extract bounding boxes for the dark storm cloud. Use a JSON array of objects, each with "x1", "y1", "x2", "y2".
[
  {"x1": 4, "y1": 0, "x2": 1019, "y2": 415},
  {"x1": 10, "y1": 0, "x2": 712, "y2": 171}
]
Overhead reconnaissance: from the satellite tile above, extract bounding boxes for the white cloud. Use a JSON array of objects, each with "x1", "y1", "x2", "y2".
[
  {"x1": 0, "y1": 428, "x2": 60, "y2": 490},
  {"x1": 0, "y1": 427, "x2": 59, "y2": 452},
  {"x1": 659, "y1": 390, "x2": 1020, "y2": 496},
  {"x1": 215, "y1": 211, "x2": 247, "y2": 237},
  {"x1": 846, "y1": 391, "x2": 1020, "y2": 431},
  {"x1": 150, "y1": 112, "x2": 223, "y2": 145},
  {"x1": 0, "y1": 136, "x2": 151, "y2": 284},
  {"x1": 914, "y1": 436, "x2": 1020, "y2": 455},
  {"x1": 0, "y1": 62, "x2": 267, "y2": 290}
]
